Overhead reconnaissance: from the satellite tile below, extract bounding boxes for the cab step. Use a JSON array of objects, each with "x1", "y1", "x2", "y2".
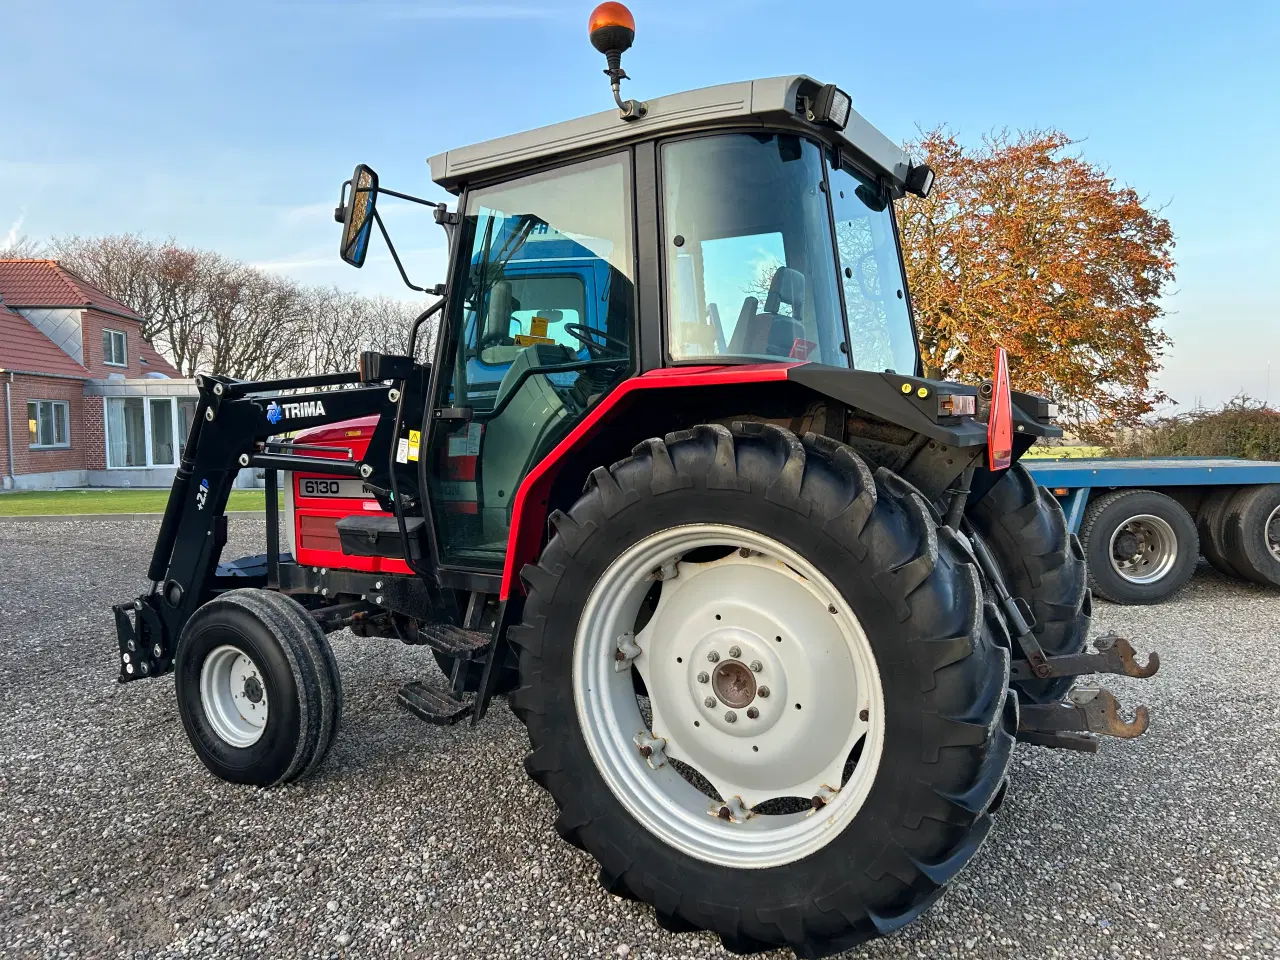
[
  {"x1": 397, "y1": 680, "x2": 472, "y2": 726},
  {"x1": 415, "y1": 623, "x2": 491, "y2": 660}
]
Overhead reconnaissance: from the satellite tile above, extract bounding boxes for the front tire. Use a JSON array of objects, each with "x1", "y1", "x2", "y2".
[
  {"x1": 175, "y1": 589, "x2": 342, "y2": 786},
  {"x1": 510, "y1": 424, "x2": 1014, "y2": 957}
]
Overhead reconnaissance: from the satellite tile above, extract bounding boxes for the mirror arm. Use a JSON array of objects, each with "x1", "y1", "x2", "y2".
[{"x1": 374, "y1": 208, "x2": 425, "y2": 293}]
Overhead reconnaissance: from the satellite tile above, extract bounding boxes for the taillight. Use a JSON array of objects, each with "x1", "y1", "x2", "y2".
[{"x1": 987, "y1": 347, "x2": 1013, "y2": 472}]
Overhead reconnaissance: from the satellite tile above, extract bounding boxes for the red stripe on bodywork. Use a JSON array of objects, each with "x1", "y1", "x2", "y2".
[{"x1": 500, "y1": 363, "x2": 797, "y2": 598}]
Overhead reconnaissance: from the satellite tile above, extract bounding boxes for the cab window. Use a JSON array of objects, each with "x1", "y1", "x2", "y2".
[{"x1": 662, "y1": 133, "x2": 849, "y2": 367}]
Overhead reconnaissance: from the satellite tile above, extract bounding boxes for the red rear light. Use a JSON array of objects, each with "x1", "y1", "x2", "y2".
[{"x1": 987, "y1": 347, "x2": 1013, "y2": 472}]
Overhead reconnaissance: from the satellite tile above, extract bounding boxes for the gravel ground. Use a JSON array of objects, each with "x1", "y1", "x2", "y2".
[{"x1": 0, "y1": 517, "x2": 1277, "y2": 960}]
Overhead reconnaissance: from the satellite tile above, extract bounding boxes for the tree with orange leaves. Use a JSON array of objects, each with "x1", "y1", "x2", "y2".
[{"x1": 898, "y1": 129, "x2": 1175, "y2": 440}]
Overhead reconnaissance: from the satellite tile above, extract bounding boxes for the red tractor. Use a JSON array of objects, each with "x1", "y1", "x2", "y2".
[{"x1": 114, "y1": 6, "x2": 1158, "y2": 955}]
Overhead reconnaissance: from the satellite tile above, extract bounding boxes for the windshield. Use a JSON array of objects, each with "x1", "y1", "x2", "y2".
[
  {"x1": 662, "y1": 134, "x2": 849, "y2": 366},
  {"x1": 829, "y1": 161, "x2": 918, "y2": 375}
]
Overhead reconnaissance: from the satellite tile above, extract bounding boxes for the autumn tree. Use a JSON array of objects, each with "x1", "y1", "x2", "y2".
[{"x1": 898, "y1": 128, "x2": 1175, "y2": 440}]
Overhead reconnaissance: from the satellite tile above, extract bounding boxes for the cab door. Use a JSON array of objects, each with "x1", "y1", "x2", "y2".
[{"x1": 427, "y1": 151, "x2": 637, "y2": 572}]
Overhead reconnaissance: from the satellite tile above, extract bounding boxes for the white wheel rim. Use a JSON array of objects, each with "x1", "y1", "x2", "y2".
[
  {"x1": 572, "y1": 524, "x2": 885, "y2": 869},
  {"x1": 1108, "y1": 514, "x2": 1179, "y2": 584},
  {"x1": 1266, "y1": 504, "x2": 1280, "y2": 563},
  {"x1": 200, "y1": 645, "x2": 269, "y2": 747}
]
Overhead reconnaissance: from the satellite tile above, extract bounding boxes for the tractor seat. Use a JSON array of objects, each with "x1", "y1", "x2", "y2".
[{"x1": 728, "y1": 268, "x2": 806, "y2": 357}]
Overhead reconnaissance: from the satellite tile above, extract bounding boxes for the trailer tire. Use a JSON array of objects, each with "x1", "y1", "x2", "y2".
[
  {"x1": 1221, "y1": 484, "x2": 1280, "y2": 587},
  {"x1": 1079, "y1": 490, "x2": 1199, "y2": 604},
  {"x1": 174, "y1": 588, "x2": 341, "y2": 786},
  {"x1": 510, "y1": 424, "x2": 1015, "y2": 957},
  {"x1": 1196, "y1": 488, "x2": 1245, "y2": 579},
  {"x1": 967, "y1": 463, "x2": 1090, "y2": 703}
]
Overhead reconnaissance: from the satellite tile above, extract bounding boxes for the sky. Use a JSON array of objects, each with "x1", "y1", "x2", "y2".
[{"x1": 2, "y1": 0, "x2": 1277, "y2": 409}]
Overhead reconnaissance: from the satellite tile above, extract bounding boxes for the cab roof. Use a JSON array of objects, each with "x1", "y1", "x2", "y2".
[{"x1": 427, "y1": 75, "x2": 914, "y2": 195}]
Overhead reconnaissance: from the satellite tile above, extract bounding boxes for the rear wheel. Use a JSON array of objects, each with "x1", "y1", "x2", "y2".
[
  {"x1": 1221, "y1": 484, "x2": 1280, "y2": 587},
  {"x1": 1197, "y1": 488, "x2": 1245, "y2": 579},
  {"x1": 1079, "y1": 489, "x2": 1199, "y2": 604},
  {"x1": 510, "y1": 424, "x2": 1015, "y2": 956},
  {"x1": 175, "y1": 589, "x2": 342, "y2": 786},
  {"x1": 967, "y1": 464, "x2": 1090, "y2": 703}
]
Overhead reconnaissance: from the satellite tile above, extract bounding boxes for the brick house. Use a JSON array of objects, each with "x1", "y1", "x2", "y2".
[{"x1": 0, "y1": 259, "x2": 200, "y2": 490}]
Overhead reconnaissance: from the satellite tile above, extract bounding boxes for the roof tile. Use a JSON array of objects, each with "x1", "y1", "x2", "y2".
[{"x1": 0, "y1": 259, "x2": 142, "y2": 319}]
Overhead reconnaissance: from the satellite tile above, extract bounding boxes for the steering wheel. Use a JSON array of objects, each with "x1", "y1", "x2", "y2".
[{"x1": 563, "y1": 323, "x2": 628, "y2": 358}]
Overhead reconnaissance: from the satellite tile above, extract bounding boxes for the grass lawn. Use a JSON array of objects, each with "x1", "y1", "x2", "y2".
[{"x1": 0, "y1": 488, "x2": 281, "y2": 516}]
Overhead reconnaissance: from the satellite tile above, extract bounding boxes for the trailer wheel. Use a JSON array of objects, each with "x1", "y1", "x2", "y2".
[
  {"x1": 1196, "y1": 488, "x2": 1245, "y2": 579},
  {"x1": 1221, "y1": 484, "x2": 1280, "y2": 587},
  {"x1": 175, "y1": 588, "x2": 341, "y2": 786},
  {"x1": 1079, "y1": 490, "x2": 1199, "y2": 604},
  {"x1": 967, "y1": 464, "x2": 1089, "y2": 703},
  {"x1": 510, "y1": 424, "x2": 1015, "y2": 956}
]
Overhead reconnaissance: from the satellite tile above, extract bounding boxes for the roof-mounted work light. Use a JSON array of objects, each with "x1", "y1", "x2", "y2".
[
  {"x1": 805, "y1": 83, "x2": 852, "y2": 131},
  {"x1": 589, "y1": 2, "x2": 646, "y2": 120},
  {"x1": 906, "y1": 162, "x2": 936, "y2": 198}
]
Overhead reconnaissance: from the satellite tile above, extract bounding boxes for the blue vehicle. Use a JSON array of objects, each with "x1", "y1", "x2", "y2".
[{"x1": 1026, "y1": 457, "x2": 1280, "y2": 604}]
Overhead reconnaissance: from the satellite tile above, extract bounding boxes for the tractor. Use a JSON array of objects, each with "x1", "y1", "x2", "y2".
[{"x1": 113, "y1": 5, "x2": 1160, "y2": 956}]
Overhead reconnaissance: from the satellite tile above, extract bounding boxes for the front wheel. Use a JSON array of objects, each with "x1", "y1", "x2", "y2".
[{"x1": 510, "y1": 424, "x2": 1015, "y2": 956}]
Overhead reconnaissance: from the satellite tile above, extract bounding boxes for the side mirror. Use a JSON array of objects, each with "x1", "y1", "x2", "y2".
[{"x1": 338, "y1": 164, "x2": 379, "y2": 267}]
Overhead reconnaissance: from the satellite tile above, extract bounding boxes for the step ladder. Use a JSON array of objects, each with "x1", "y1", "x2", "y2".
[{"x1": 395, "y1": 590, "x2": 498, "y2": 726}]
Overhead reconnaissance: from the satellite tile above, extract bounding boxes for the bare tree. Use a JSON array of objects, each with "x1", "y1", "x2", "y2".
[{"x1": 0, "y1": 234, "x2": 44, "y2": 258}]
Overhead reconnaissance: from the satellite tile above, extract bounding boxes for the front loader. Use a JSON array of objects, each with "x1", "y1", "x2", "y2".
[{"x1": 113, "y1": 5, "x2": 1159, "y2": 956}]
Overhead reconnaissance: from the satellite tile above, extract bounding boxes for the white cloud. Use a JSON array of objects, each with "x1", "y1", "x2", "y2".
[{"x1": 3, "y1": 212, "x2": 26, "y2": 250}]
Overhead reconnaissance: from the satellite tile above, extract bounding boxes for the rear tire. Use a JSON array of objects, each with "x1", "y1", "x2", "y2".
[
  {"x1": 1221, "y1": 484, "x2": 1280, "y2": 587},
  {"x1": 510, "y1": 424, "x2": 1015, "y2": 957},
  {"x1": 967, "y1": 464, "x2": 1090, "y2": 703},
  {"x1": 1197, "y1": 488, "x2": 1245, "y2": 579},
  {"x1": 175, "y1": 589, "x2": 342, "y2": 786},
  {"x1": 1079, "y1": 489, "x2": 1198, "y2": 604}
]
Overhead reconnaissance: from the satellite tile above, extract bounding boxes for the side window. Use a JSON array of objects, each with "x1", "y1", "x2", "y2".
[
  {"x1": 829, "y1": 162, "x2": 918, "y2": 375},
  {"x1": 663, "y1": 134, "x2": 848, "y2": 367},
  {"x1": 430, "y1": 152, "x2": 636, "y2": 568}
]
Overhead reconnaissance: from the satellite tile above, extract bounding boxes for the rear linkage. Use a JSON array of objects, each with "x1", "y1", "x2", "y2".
[{"x1": 960, "y1": 505, "x2": 1160, "y2": 752}]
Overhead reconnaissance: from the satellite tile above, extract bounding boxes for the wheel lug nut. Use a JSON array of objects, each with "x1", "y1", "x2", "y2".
[
  {"x1": 758, "y1": 686, "x2": 770, "y2": 698},
  {"x1": 749, "y1": 660, "x2": 762, "y2": 672},
  {"x1": 697, "y1": 671, "x2": 710, "y2": 683},
  {"x1": 859, "y1": 708, "x2": 869, "y2": 721},
  {"x1": 724, "y1": 711, "x2": 737, "y2": 723},
  {"x1": 707, "y1": 651, "x2": 720, "y2": 663},
  {"x1": 728, "y1": 645, "x2": 742, "y2": 659},
  {"x1": 704, "y1": 697, "x2": 717, "y2": 708},
  {"x1": 746, "y1": 707, "x2": 759, "y2": 719},
  {"x1": 717, "y1": 805, "x2": 732, "y2": 820}
]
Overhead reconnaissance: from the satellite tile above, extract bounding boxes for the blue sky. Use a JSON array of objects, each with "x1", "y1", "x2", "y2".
[{"x1": 3, "y1": 0, "x2": 1276, "y2": 408}]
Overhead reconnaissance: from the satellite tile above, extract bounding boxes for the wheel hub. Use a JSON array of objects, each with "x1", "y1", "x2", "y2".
[
  {"x1": 1109, "y1": 514, "x2": 1178, "y2": 584},
  {"x1": 686, "y1": 628, "x2": 787, "y2": 736},
  {"x1": 711, "y1": 660, "x2": 755, "y2": 708}
]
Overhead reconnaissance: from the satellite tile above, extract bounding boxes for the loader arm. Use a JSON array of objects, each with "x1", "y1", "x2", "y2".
[{"x1": 113, "y1": 363, "x2": 427, "y2": 683}]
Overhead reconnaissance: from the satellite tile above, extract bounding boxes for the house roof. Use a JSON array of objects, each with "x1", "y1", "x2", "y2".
[
  {"x1": 0, "y1": 302, "x2": 90, "y2": 378},
  {"x1": 138, "y1": 339, "x2": 182, "y2": 377},
  {"x1": 0, "y1": 259, "x2": 143, "y2": 320}
]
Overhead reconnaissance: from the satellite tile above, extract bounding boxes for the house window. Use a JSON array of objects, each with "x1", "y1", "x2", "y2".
[
  {"x1": 106, "y1": 396, "x2": 194, "y2": 468},
  {"x1": 103, "y1": 328, "x2": 128, "y2": 366},
  {"x1": 27, "y1": 400, "x2": 71, "y2": 449}
]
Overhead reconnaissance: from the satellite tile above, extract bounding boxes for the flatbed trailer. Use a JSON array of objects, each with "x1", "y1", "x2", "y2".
[{"x1": 1025, "y1": 457, "x2": 1280, "y2": 604}]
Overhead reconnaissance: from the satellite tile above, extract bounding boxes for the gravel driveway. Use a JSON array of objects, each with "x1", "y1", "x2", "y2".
[{"x1": 1, "y1": 517, "x2": 1276, "y2": 960}]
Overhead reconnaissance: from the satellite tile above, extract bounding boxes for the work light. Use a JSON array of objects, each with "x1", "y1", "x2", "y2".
[{"x1": 807, "y1": 84, "x2": 852, "y2": 131}]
